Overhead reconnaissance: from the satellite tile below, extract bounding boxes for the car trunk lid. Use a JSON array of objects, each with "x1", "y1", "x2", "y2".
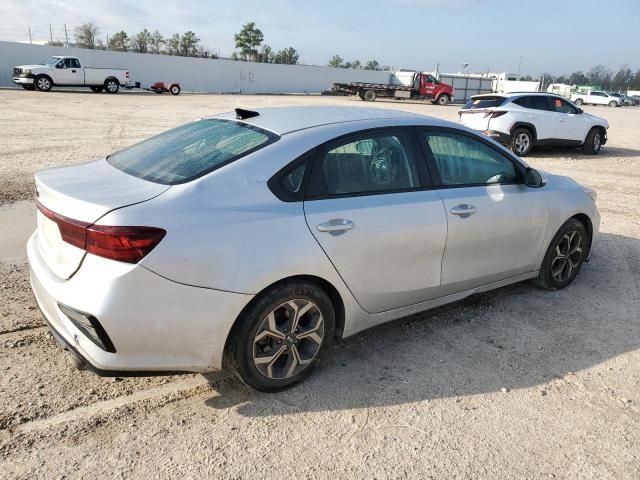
[{"x1": 34, "y1": 159, "x2": 170, "y2": 279}]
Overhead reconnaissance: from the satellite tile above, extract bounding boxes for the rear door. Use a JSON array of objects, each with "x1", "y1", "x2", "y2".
[
  {"x1": 511, "y1": 96, "x2": 556, "y2": 140},
  {"x1": 302, "y1": 128, "x2": 448, "y2": 313},
  {"x1": 418, "y1": 128, "x2": 548, "y2": 295}
]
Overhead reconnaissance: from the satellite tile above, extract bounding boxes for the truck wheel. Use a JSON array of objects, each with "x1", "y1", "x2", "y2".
[
  {"x1": 437, "y1": 94, "x2": 450, "y2": 106},
  {"x1": 574, "y1": 98, "x2": 583, "y2": 105},
  {"x1": 583, "y1": 127, "x2": 603, "y2": 155},
  {"x1": 608, "y1": 101, "x2": 617, "y2": 107},
  {"x1": 35, "y1": 75, "x2": 52, "y2": 92},
  {"x1": 358, "y1": 91, "x2": 365, "y2": 101},
  {"x1": 104, "y1": 78, "x2": 119, "y2": 94},
  {"x1": 364, "y1": 90, "x2": 377, "y2": 102},
  {"x1": 169, "y1": 84, "x2": 181, "y2": 95},
  {"x1": 511, "y1": 128, "x2": 533, "y2": 156},
  {"x1": 90, "y1": 86, "x2": 104, "y2": 93}
]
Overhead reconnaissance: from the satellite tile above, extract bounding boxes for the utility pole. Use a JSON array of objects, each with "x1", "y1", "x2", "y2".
[
  {"x1": 518, "y1": 55, "x2": 523, "y2": 75},
  {"x1": 28, "y1": 26, "x2": 32, "y2": 44},
  {"x1": 106, "y1": 33, "x2": 109, "y2": 51},
  {"x1": 49, "y1": 24, "x2": 53, "y2": 44},
  {"x1": 64, "y1": 24, "x2": 69, "y2": 46}
]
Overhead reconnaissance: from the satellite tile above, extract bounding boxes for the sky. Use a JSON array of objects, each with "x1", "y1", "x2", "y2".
[{"x1": 1, "y1": 0, "x2": 639, "y2": 75}]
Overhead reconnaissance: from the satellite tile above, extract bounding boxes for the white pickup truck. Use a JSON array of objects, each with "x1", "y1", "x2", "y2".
[
  {"x1": 13, "y1": 56, "x2": 129, "y2": 93},
  {"x1": 570, "y1": 90, "x2": 621, "y2": 107}
]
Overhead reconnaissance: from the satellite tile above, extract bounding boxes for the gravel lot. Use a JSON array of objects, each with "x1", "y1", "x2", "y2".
[{"x1": 0, "y1": 89, "x2": 638, "y2": 479}]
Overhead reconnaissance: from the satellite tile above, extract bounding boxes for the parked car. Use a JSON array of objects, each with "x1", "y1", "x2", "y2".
[
  {"x1": 570, "y1": 90, "x2": 621, "y2": 107},
  {"x1": 13, "y1": 56, "x2": 129, "y2": 93},
  {"x1": 28, "y1": 107, "x2": 599, "y2": 391},
  {"x1": 458, "y1": 93, "x2": 608, "y2": 156}
]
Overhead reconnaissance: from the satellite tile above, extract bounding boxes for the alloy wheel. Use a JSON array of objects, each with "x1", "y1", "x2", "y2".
[
  {"x1": 253, "y1": 299, "x2": 324, "y2": 380},
  {"x1": 106, "y1": 80, "x2": 118, "y2": 93},
  {"x1": 515, "y1": 133, "x2": 530, "y2": 154},
  {"x1": 550, "y1": 230, "x2": 583, "y2": 283},
  {"x1": 37, "y1": 77, "x2": 50, "y2": 90},
  {"x1": 593, "y1": 132, "x2": 601, "y2": 151}
]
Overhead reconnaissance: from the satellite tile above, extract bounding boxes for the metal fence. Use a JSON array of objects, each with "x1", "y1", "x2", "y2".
[{"x1": 0, "y1": 41, "x2": 392, "y2": 93}]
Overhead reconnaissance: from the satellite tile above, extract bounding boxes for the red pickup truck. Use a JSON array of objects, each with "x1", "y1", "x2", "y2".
[{"x1": 333, "y1": 72, "x2": 455, "y2": 105}]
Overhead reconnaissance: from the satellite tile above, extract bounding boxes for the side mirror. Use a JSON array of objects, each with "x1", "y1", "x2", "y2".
[
  {"x1": 576, "y1": 108, "x2": 583, "y2": 114},
  {"x1": 56, "y1": 63, "x2": 65, "y2": 69},
  {"x1": 525, "y1": 167, "x2": 546, "y2": 188}
]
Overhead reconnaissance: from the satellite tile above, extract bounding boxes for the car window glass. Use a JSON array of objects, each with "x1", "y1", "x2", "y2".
[
  {"x1": 551, "y1": 97, "x2": 577, "y2": 114},
  {"x1": 280, "y1": 163, "x2": 306, "y2": 195},
  {"x1": 529, "y1": 96, "x2": 551, "y2": 111},
  {"x1": 71, "y1": 58, "x2": 81, "y2": 68},
  {"x1": 464, "y1": 96, "x2": 507, "y2": 109},
  {"x1": 512, "y1": 96, "x2": 529, "y2": 108},
  {"x1": 424, "y1": 132, "x2": 518, "y2": 186},
  {"x1": 308, "y1": 133, "x2": 419, "y2": 197}
]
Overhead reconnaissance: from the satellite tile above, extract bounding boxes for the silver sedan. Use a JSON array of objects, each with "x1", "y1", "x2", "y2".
[{"x1": 28, "y1": 106, "x2": 599, "y2": 391}]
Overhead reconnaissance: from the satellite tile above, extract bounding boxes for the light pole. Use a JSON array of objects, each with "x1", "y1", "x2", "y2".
[{"x1": 518, "y1": 55, "x2": 523, "y2": 76}]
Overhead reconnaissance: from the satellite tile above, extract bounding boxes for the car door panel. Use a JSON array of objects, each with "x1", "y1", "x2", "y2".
[
  {"x1": 304, "y1": 191, "x2": 447, "y2": 313},
  {"x1": 437, "y1": 185, "x2": 548, "y2": 295}
]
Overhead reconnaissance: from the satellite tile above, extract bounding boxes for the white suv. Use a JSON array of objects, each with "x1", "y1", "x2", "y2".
[{"x1": 459, "y1": 93, "x2": 609, "y2": 156}]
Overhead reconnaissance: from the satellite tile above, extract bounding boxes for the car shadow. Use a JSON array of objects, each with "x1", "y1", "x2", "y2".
[
  {"x1": 203, "y1": 232, "x2": 639, "y2": 416},
  {"x1": 527, "y1": 146, "x2": 640, "y2": 159}
]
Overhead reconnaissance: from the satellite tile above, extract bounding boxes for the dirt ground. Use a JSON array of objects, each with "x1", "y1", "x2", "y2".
[{"x1": 0, "y1": 89, "x2": 638, "y2": 479}]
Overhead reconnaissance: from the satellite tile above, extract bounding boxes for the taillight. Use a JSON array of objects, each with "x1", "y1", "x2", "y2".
[
  {"x1": 35, "y1": 198, "x2": 165, "y2": 263},
  {"x1": 485, "y1": 110, "x2": 507, "y2": 118},
  {"x1": 126, "y1": 71, "x2": 129, "y2": 78}
]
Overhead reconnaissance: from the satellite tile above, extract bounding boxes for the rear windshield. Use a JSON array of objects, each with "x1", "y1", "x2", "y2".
[
  {"x1": 463, "y1": 97, "x2": 507, "y2": 109},
  {"x1": 107, "y1": 119, "x2": 278, "y2": 185}
]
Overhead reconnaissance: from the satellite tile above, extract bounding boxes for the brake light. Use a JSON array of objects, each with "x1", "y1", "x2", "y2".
[
  {"x1": 484, "y1": 110, "x2": 507, "y2": 118},
  {"x1": 35, "y1": 198, "x2": 165, "y2": 263},
  {"x1": 126, "y1": 71, "x2": 129, "y2": 78}
]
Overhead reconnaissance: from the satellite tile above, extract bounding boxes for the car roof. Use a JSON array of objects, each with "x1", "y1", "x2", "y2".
[
  {"x1": 470, "y1": 92, "x2": 560, "y2": 100},
  {"x1": 210, "y1": 106, "x2": 435, "y2": 135}
]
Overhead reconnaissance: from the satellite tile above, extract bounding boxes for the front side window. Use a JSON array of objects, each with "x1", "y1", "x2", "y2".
[
  {"x1": 307, "y1": 132, "x2": 420, "y2": 197},
  {"x1": 551, "y1": 97, "x2": 578, "y2": 114},
  {"x1": 107, "y1": 119, "x2": 277, "y2": 185},
  {"x1": 424, "y1": 132, "x2": 519, "y2": 186}
]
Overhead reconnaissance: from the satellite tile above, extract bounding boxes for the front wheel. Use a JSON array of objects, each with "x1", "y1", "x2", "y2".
[
  {"x1": 533, "y1": 219, "x2": 589, "y2": 290},
  {"x1": 437, "y1": 94, "x2": 450, "y2": 106},
  {"x1": 35, "y1": 75, "x2": 52, "y2": 92},
  {"x1": 608, "y1": 101, "x2": 617, "y2": 107},
  {"x1": 511, "y1": 128, "x2": 533, "y2": 156},
  {"x1": 104, "y1": 78, "x2": 119, "y2": 94},
  {"x1": 584, "y1": 127, "x2": 603, "y2": 155},
  {"x1": 574, "y1": 98, "x2": 584, "y2": 106},
  {"x1": 226, "y1": 280, "x2": 335, "y2": 392}
]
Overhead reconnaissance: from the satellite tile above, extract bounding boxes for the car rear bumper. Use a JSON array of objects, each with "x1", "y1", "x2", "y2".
[{"x1": 27, "y1": 232, "x2": 253, "y2": 374}]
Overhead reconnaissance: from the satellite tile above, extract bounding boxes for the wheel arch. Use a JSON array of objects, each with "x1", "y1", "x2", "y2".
[
  {"x1": 221, "y1": 274, "x2": 346, "y2": 368},
  {"x1": 510, "y1": 122, "x2": 537, "y2": 142},
  {"x1": 570, "y1": 213, "x2": 594, "y2": 257},
  {"x1": 104, "y1": 76, "x2": 120, "y2": 86}
]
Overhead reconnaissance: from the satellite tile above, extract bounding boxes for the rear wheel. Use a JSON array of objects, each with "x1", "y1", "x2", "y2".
[
  {"x1": 533, "y1": 219, "x2": 588, "y2": 290},
  {"x1": 35, "y1": 75, "x2": 52, "y2": 92},
  {"x1": 104, "y1": 78, "x2": 119, "y2": 94},
  {"x1": 358, "y1": 91, "x2": 366, "y2": 101},
  {"x1": 437, "y1": 94, "x2": 450, "y2": 106},
  {"x1": 511, "y1": 128, "x2": 533, "y2": 156},
  {"x1": 574, "y1": 98, "x2": 584, "y2": 106},
  {"x1": 226, "y1": 280, "x2": 335, "y2": 392},
  {"x1": 90, "y1": 86, "x2": 103, "y2": 93},
  {"x1": 583, "y1": 127, "x2": 603, "y2": 155},
  {"x1": 169, "y1": 84, "x2": 180, "y2": 95},
  {"x1": 364, "y1": 89, "x2": 377, "y2": 102}
]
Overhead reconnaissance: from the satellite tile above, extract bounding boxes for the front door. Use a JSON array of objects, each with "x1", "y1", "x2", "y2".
[
  {"x1": 303, "y1": 128, "x2": 448, "y2": 313},
  {"x1": 419, "y1": 128, "x2": 548, "y2": 295},
  {"x1": 52, "y1": 58, "x2": 82, "y2": 85},
  {"x1": 549, "y1": 96, "x2": 590, "y2": 142}
]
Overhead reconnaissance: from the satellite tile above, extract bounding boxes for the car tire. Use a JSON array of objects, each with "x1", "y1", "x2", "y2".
[
  {"x1": 511, "y1": 128, "x2": 533, "y2": 156},
  {"x1": 35, "y1": 75, "x2": 52, "y2": 92},
  {"x1": 608, "y1": 101, "x2": 617, "y2": 107},
  {"x1": 437, "y1": 94, "x2": 450, "y2": 106},
  {"x1": 169, "y1": 84, "x2": 180, "y2": 95},
  {"x1": 226, "y1": 280, "x2": 335, "y2": 392},
  {"x1": 90, "y1": 86, "x2": 104, "y2": 93},
  {"x1": 533, "y1": 218, "x2": 589, "y2": 291},
  {"x1": 104, "y1": 78, "x2": 119, "y2": 94},
  {"x1": 574, "y1": 98, "x2": 584, "y2": 106},
  {"x1": 583, "y1": 127, "x2": 603, "y2": 155},
  {"x1": 358, "y1": 91, "x2": 366, "y2": 101},
  {"x1": 364, "y1": 89, "x2": 377, "y2": 102}
]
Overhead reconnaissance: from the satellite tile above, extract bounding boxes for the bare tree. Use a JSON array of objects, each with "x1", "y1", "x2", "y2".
[
  {"x1": 150, "y1": 30, "x2": 165, "y2": 54},
  {"x1": 74, "y1": 22, "x2": 100, "y2": 49}
]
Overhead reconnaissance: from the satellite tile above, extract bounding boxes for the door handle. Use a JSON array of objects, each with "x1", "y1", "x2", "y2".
[
  {"x1": 71, "y1": 69, "x2": 76, "y2": 72},
  {"x1": 450, "y1": 204, "x2": 476, "y2": 218},
  {"x1": 317, "y1": 219, "x2": 355, "y2": 235}
]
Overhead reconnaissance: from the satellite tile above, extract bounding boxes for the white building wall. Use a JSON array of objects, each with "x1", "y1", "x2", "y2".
[{"x1": 0, "y1": 41, "x2": 392, "y2": 93}]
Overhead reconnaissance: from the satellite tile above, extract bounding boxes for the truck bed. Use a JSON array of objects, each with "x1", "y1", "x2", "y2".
[{"x1": 333, "y1": 81, "x2": 412, "y2": 93}]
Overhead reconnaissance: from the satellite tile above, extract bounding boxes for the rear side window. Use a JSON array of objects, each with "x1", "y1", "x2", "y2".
[
  {"x1": 463, "y1": 97, "x2": 507, "y2": 109},
  {"x1": 306, "y1": 132, "x2": 420, "y2": 198},
  {"x1": 424, "y1": 132, "x2": 518, "y2": 186},
  {"x1": 107, "y1": 119, "x2": 278, "y2": 185}
]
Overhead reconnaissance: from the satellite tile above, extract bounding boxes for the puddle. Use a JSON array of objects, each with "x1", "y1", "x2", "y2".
[{"x1": 0, "y1": 201, "x2": 35, "y2": 263}]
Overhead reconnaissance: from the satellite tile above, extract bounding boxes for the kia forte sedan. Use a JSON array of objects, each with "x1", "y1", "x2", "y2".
[{"x1": 28, "y1": 107, "x2": 599, "y2": 391}]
